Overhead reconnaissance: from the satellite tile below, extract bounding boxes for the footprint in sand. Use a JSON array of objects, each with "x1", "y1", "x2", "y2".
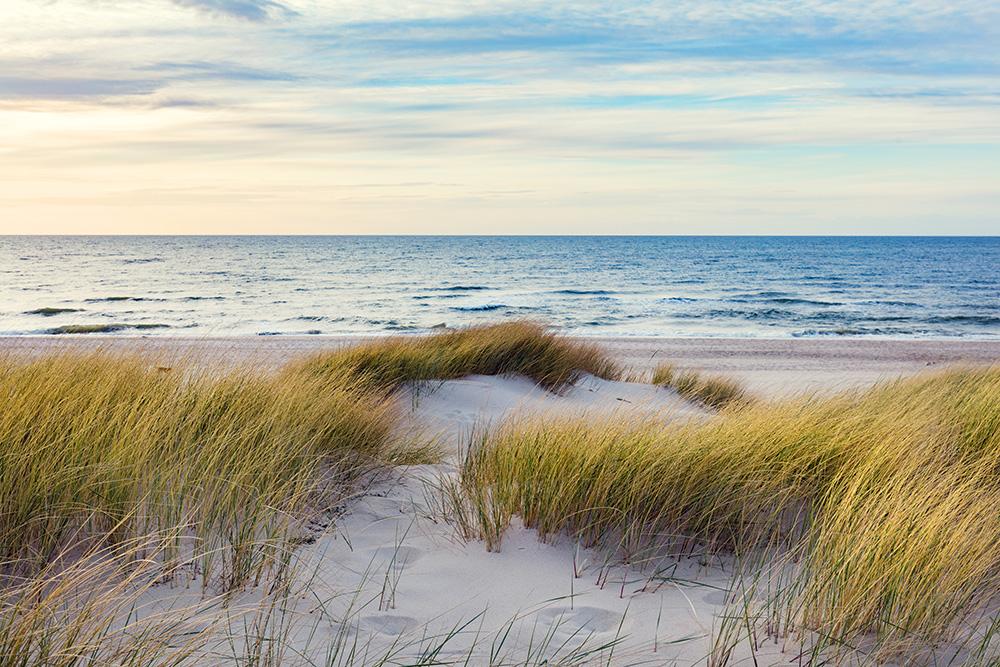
[
  {"x1": 535, "y1": 606, "x2": 622, "y2": 634},
  {"x1": 360, "y1": 614, "x2": 418, "y2": 636},
  {"x1": 370, "y1": 545, "x2": 423, "y2": 569}
]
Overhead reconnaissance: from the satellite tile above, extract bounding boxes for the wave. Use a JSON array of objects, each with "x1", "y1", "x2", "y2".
[
  {"x1": 855, "y1": 300, "x2": 922, "y2": 307},
  {"x1": 730, "y1": 292, "x2": 842, "y2": 306},
  {"x1": 739, "y1": 291, "x2": 789, "y2": 298},
  {"x1": 688, "y1": 308, "x2": 798, "y2": 321},
  {"x1": 122, "y1": 257, "x2": 163, "y2": 264},
  {"x1": 183, "y1": 295, "x2": 225, "y2": 301},
  {"x1": 791, "y1": 327, "x2": 912, "y2": 337},
  {"x1": 553, "y1": 289, "x2": 614, "y2": 295},
  {"x1": 24, "y1": 307, "x2": 83, "y2": 316},
  {"x1": 449, "y1": 304, "x2": 509, "y2": 312},
  {"x1": 85, "y1": 296, "x2": 164, "y2": 303},
  {"x1": 429, "y1": 285, "x2": 492, "y2": 292},
  {"x1": 412, "y1": 293, "x2": 464, "y2": 300},
  {"x1": 926, "y1": 315, "x2": 1000, "y2": 326},
  {"x1": 255, "y1": 328, "x2": 324, "y2": 335},
  {"x1": 48, "y1": 323, "x2": 171, "y2": 334},
  {"x1": 362, "y1": 319, "x2": 420, "y2": 331},
  {"x1": 769, "y1": 297, "x2": 843, "y2": 306}
]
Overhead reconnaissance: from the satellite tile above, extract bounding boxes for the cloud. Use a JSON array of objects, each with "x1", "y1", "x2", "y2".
[
  {"x1": 140, "y1": 60, "x2": 298, "y2": 82},
  {"x1": 1, "y1": 0, "x2": 998, "y2": 233},
  {"x1": 0, "y1": 75, "x2": 158, "y2": 100},
  {"x1": 171, "y1": 0, "x2": 298, "y2": 22}
]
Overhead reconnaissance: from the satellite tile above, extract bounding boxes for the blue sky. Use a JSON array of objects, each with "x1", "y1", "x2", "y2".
[{"x1": 1, "y1": 0, "x2": 998, "y2": 234}]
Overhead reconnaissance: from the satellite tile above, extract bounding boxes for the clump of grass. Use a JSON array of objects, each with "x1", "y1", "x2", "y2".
[
  {"x1": 0, "y1": 534, "x2": 215, "y2": 666},
  {"x1": 288, "y1": 321, "x2": 621, "y2": 391},
  {"x1": 652, "y1": 363, "x2": 753, "y2": 409},
  {"x1": 0, "y1": 351, "x2": 401, "y2": 587},
  {"x1": 450, "y1": 367, "x2": 1000, "y2": 660}
]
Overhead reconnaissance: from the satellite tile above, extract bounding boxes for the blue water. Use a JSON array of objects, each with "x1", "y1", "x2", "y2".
[{"x1": 1, "y1": 236, "x2": 998, "y2": 338}]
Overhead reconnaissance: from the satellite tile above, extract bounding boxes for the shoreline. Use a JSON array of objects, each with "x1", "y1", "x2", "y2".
[{"x1": 3, "y1": 334, "x2": 998, "y2": 395}]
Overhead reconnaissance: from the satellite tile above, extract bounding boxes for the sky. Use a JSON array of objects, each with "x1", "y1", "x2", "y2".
[{"x1": 1, "y1": 0, "x2": 999, "y2": 235}]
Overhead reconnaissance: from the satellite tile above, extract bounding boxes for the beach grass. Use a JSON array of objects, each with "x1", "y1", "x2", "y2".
[
  {"x1": 286, "y1": 321, "x2": 621, "y2": 391},
  {"x1": 448, "y1": 366, "x2": 1000, "y2": 660},
  {"x1": 0, "y1": 324, "x2": 622, "y2": 662},
  {"x1": 4, "y1": 328, "x2": 995, "y2": 663},
  {"x1": 651, "y1": 362, "x2": 753, "y2": 409},
  {"x1": 0, "y1": 351, "x2": 402, "y2": 589}
]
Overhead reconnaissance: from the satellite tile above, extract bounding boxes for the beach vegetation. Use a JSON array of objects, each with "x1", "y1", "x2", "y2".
[
  {"x1": 0, "y1": 325, "x2": 620, "y2": 662},
  {"x1": 446, "y1": 366, "x2": 1000, "y2": 662},
  {"x1": 288, "y1": 320, "x2": 621, "y2": 391},
  {"x1": 652, "y1": 362, "x2": 753, "y2": 409},
  {"x1": 0, "y1": 351, "x2": 403, "y2": 585}
]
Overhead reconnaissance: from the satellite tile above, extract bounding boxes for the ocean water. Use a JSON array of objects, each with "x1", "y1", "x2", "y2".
[{"x1": 1, "y1": 236, "x2": 998, "y2": 338}]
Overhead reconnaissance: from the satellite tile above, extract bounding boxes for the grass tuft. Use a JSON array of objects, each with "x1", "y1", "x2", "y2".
[
  {"x1": 449, "y1": 366, "x2": 1000, "y2": 660},
  {"x1": 0, "y1": 351, "x2": 401, "y2": 587},
  {"x1": 652, "y1": 362, "x2": 753, "y2": 409},
  {"x1": 288, "y1": 321, "x2": 621, "y2": 391}
]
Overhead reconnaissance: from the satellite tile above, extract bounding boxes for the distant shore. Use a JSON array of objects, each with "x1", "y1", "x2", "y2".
[{"x1": 3, "y1": 334, "x2": 998, "y2": 396}]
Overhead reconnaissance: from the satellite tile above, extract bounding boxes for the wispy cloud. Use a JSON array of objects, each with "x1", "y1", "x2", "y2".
[
  {"x1": 171, "y1": 0, "x2": 298, "y2": 22},
  {"x1": 0, "y1": 0, "x2": 997, "y2": 233},
  {"x1": 0, "y1": 75, "x2": 158, "y2": 100}
]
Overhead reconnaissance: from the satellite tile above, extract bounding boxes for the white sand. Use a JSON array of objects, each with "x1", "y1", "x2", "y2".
[
  {"x1": 7, "y1": 335, "x2": 997, "y2": 664},
  {"x1": 167, "y1": 375, "x2": 745, "y2": 665}
]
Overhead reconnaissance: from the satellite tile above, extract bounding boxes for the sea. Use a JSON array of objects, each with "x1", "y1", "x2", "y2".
[{"x1": 1, "y1": 236, "x2": 998, "y2": 338}]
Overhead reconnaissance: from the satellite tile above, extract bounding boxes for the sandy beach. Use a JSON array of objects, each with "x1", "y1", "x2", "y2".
[
  {"x1": 1, "y1": 332, "x2": 997, "y2": 664},
  {"x1": 4, "y1": 334, "x2": 998, "y2": 394}
]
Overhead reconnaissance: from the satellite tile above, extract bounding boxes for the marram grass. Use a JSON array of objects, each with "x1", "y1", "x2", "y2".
[
  {"x1": 0, "y1": 323, "x2": 618, "y2": 663},
  {"x1": 0, "y1": 351, "x2": 401, "y2": 587},
  {"x1": 450, "y1": 366, "x2": 1000, "y2": 662},
  {"x1": 287, "y1": 320, "x2": 621, "y2": 391},
  {"x1": 652, "y1": 362, "x2": 753, "y2": 409}
]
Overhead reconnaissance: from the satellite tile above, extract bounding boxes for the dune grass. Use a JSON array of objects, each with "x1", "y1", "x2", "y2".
[
  {"x1": 8, "y1": 328, "x2": 993, "y2": 662},
  {"x1": 0, "y1": 324, "x2": 618, "y2": 662},
  {"x1": 449, "y1": 366, "x2": 1000, "y2": 661},
  {"x1": 652, "y1": 362, "x2": 753, "y2": 409},
  {"x1": 286, "y1": 321, "x2": 621, "y2": 391},
  {"x1": 0, "y1": 351, "x2": 403, "y2": 589}
]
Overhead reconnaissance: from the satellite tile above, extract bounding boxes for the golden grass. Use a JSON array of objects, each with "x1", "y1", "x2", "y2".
[
  {"x1": 0, "y1": 325, "x2": 618, "y2": 662},
  {"x1": 0, "y1": 351, "x2": 401, "y2": 588},
  {"x1": 287, "y1": 321, "x2": 621, "y2": 391},
  {"x1": 451, "y1": 367, "x2": 1000, "y2": 660},
  {"x1": 651, "y1": 362, "x2": 753, "y2": 409},
  {"x1": 0, "y1": 535, "x2": 214, "y2": 666}
]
